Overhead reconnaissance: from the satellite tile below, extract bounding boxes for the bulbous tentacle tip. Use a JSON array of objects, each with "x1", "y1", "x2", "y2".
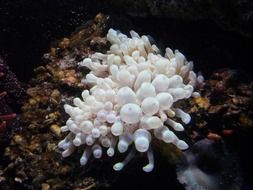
[
  {"x1": 92, "y1": 144, "x2": 102, "y2": 159},
  {"x1": 134, "y1": 129, "x2": 151, "y2": 152},
  {"x1": 118, "y1": 140, "x2": 129, "y2": 153},
  {"x1": 107, "y1": 147, "x2": 115, "y2": 157},
  {"x1": 113, "y1": 162, "x2": 124, "y2": 171},
  {"x1": 80, "y1": 157, "x2": 88, "y2": 166},
  {"x1": 142, "y1": 164, "x2": 154, "y2": 172},
  {"x1": 143, "y1": 147, "x2": 154, "y2": 172},
  {"x1": 62, "y1": 148, "x2": 75, "y2": 158},
  {"x1": 177, "y1": 140, "x2": 189, "y2": 150}
]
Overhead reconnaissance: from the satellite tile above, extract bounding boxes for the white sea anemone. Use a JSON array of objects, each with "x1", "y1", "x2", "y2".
[{"x1": 58, "y1": 29, "x2": 203, "y2": 172}]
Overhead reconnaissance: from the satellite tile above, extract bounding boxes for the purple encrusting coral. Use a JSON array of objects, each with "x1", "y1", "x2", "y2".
[
  {"x1": 0, "y1": 56, "x2": 24, "y2": 103},
  {"x1": 0, "y1": 56, "x2": 24, "y2": 152}
]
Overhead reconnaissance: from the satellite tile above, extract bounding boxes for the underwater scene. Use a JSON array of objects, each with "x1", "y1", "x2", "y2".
[{"x1": 1, "y1": 1, "x2": 253, "y2": 190}]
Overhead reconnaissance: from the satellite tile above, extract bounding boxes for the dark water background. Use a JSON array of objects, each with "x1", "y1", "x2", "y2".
[{"x1": 1, "y1": 0, "x2": 253, "y2": 82}]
